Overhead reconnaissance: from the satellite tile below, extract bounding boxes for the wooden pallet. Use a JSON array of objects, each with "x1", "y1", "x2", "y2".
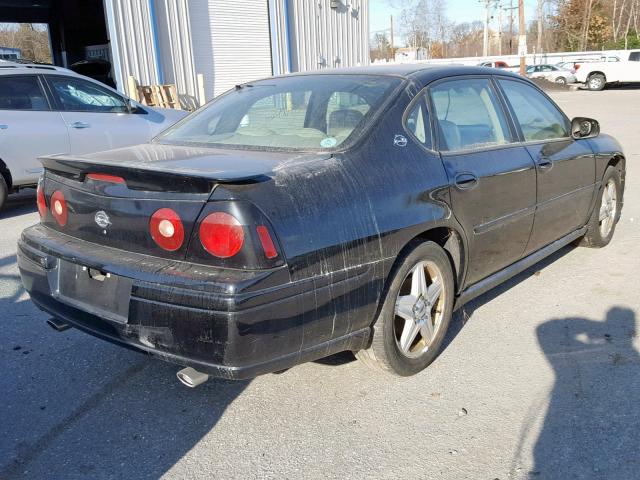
[{"x1": 136, "y1": 84, "x2": 182, "y2": 110}]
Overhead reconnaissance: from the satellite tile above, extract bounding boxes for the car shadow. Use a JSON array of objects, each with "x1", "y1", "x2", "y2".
[
  {"x1": 0, "y1": 189, "x2": 37, "y2": 220},
  {"x1": 0, "y1": 253, "x2": 249, "y2": 479},
  {"x1": 524, "y1": 307, "x2": 640, "y2": 478},
  {"x1": 441, "y1": 245, "x2": 575, "y2": 353}
]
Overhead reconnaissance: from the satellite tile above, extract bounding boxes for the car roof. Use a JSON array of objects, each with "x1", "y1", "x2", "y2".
[
  {"x1": 0, "y1": 60, "x2": 79, "y2": 76},
  {"x1": 273, "y1": 63, "x2": 524, "y2": 84}
]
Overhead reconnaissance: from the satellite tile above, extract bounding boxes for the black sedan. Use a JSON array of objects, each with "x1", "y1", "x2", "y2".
[{"x1": 18, "y1": 65, "x2": 625, "y2": 385}]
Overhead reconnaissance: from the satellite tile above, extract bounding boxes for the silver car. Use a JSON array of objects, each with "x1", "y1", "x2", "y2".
[
  {"x1": 526, "y1": 64, "x2": 577, "y2": 85},
  {"x1": 0, "y1": 61, "x2": 188, "y2": 210}
]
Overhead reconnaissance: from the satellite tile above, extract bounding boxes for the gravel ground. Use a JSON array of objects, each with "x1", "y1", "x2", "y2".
[{"x1": 0, "y1": 89, "x2": 639, "y2": 480}]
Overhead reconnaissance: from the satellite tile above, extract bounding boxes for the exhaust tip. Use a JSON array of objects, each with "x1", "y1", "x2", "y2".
[
  {"x1": 177, "y1": 367, "x2": 209, "y2": 388},
  {"x1": 47, "y1": 318, "x2": 71, "y2": 332}
]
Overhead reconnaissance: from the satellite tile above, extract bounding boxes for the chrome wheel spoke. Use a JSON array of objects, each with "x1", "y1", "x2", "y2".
[
  {"x1": 599, "y1": 204, "x2": 608, "y2": 221},
  {"x1": 420, "y1": 320, "x2": 434, "y2": 345},
  {"x1": 395, "y1": 295, "x2": 416, "y2": 321},
  {"x1": 426, "y1": 279, "x2": 442, "y2": 307},
  {"x1": 399, "y1": 318, "x2": 421, "y2": 353},
  {"x1": 410, "y1": 262, "x2": 428, "y2": 297}
]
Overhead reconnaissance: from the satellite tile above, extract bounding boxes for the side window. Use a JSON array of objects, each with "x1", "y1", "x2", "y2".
[
  {"x1": 405, "y1": 98, "x2": 429, "y2": 146},
  {"x1": 429, "y1": 78, "x2": 511, "y2": 152},
  {"x1": 0, "y1": 76, "x2": 49, "y2": 110},
  {"x1": 48, "y1": 76, "x2": 128, "y2": 113},
  {"x1": 629, "y1": 51, "x2": 640, "y2": 61},
  {"x1": 499, "y1": 79, "x2": 570, "y2": 142}
]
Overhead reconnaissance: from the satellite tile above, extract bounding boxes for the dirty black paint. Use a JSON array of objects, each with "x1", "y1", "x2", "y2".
[{"x1": 18, "y1": 65, "x2": 626, "y2": 379}]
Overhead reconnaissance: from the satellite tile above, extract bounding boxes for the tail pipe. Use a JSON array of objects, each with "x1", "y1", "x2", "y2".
[
  {"x1": 176, "y1": 367, "x2": 209, "y2": 388},
  {"x1": 47, "y1": 318, "x2": 71, "y2": 332}
]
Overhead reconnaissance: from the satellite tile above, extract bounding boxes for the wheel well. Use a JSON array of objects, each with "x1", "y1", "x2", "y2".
[
  {"x1": 607, "y1": 154, "x2": 625, "y2": 173},
  {"x1": 588, "y1": 71, "x2": 606, "y2": 80},
  {"x1": 0, "y1": 159, "x2": 11, "y2": 190},
  {"x1": 399, "y1": 227, "x2": 465, "y2": 294}
]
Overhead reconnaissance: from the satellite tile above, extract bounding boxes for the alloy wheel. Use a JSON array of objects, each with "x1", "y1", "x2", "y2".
[
  {"x1": 393, "y1": 261, "x2": 445, "y2": 358},
  {"x1": 599, "y1": 179, "x2": 617, "y2": 237}
]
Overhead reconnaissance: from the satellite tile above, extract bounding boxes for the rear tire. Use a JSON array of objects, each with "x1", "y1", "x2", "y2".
[
  {"x1": 587, "y1": 73, "x2": 606, "y2": 91},
  {"x1": 579, "y1": 166, "x2": 622, "y2": 248},
  {"x1": 555, "y1": 76, "x2": 567, "y2": 85},
  {"x1": 0, "y1": 176, "x2": 7, "y2": 211},
  {"x1": 356, "y1": 241, "x2": 454, "y2": 376}
]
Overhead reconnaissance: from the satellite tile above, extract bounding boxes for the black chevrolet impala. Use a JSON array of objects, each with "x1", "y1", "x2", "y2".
[{"x1": 18, "y1": 65, "x2": 625, "y2": 385}]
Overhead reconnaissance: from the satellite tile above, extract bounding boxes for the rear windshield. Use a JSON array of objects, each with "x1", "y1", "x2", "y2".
[{"x1": 157, "y1": 74, "x2": 402, "y2": 151}]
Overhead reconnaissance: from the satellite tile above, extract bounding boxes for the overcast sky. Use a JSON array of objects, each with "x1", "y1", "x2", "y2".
[{"x1": 370, "y1": 0, "x2": 539, "y2": 44}]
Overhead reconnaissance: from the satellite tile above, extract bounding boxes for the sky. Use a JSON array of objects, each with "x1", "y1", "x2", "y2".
[{"x1": 370, "y1": 0, "x2": 539, "y2": 45}]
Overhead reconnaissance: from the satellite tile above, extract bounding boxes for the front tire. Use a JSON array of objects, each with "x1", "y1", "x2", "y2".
[
  {"x1": 587, "y1": 73, "x2": 606, "y2": 91},
  {"x1": 0, "y1": 176, "x2": 7, "y2": 211},
  {"x1": 579, "y1": 166, "x2": 622, "y2": 248},
  {"x1": 555, "y1": 76, "x2": 567, "y2": 85},
  {"x1": 356, "y1": 241, "x2": 454, "y2": 376}
]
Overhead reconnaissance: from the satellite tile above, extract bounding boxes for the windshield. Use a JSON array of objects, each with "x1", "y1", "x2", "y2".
[{"x1": 157, "y1": 74, "x2": 402, "y2": 151}]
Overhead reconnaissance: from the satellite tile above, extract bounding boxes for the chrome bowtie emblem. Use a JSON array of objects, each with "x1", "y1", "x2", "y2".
[
  {"x1": 393, "y1": 134, "x2": 407, "y2": 147},
  {"x1": 94, "y1": 211, "x2": 111, "y2": 229}
]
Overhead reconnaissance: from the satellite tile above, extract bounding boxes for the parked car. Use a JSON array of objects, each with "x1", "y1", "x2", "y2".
[
  {"x1": 478, "y1": 60, "x2": 510, "y2": 69},
  {"x1": 526, "y1": 64, "x2": 577, "y2": 84},
  {"x1": 575, "y1": 49, "x2": 640, "y2": 90},
  {"x1": 18, "y1": 65, "x2": 625, "y2": 386},
  {"x1": 556, "y1": 56, "x2": 620, "y2": 74},
  {"x1": 0, "y1": 61, "x2": 188, "y2": 210}
]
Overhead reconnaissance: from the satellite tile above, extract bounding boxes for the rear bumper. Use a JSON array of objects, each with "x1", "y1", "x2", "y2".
[{"x1": 18, "y1": 225, "x2": 371, "y2": 379}]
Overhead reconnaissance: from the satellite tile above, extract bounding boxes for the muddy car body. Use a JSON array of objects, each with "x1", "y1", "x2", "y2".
[{"x1": 18, "y1": 65, "x2": 626, "y2": 382}]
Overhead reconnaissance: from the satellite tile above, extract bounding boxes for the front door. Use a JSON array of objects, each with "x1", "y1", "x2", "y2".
[
  {"x1": 496, "y1": 78, "x2": 596, "y2": 254},
  {"x1": 0, "y1": 74, "x2": 69, "y2": 186},
  {"x1": 44, "y1": 75, "x2": 152, "y2": 155},
  {"x1": 428, "y1": 77, "x2": 537, "y2": 285}
]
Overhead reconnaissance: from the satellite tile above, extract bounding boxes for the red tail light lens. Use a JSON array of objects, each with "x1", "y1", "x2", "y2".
[
  {"x1": 36, "y1": 182, "x2": 47, "y2": 219},
  {"x1": 256, "y1": 225, "x2": 278, "y2": 259},
  {"x1": 150, "y1": 208, "x2": 184, "y2": 251},
  {"x1": 199, "y1": 212, "x2": 244, "y2": 258},
  {"x1": 86, "y1": 173, "x2": 126, "y2": 184},
  {"x1": 50, "y1": 190, "x2": 67, "y2": 226}
]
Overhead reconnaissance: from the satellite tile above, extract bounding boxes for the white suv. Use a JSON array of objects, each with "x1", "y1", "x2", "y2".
[{"x1": 0, "y1": 61, "x2": 188, "y2": 210}]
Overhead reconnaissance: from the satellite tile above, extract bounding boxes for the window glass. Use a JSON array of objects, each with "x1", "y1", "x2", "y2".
[
  {"x1": 48, "y1": 76, "x2": 128, "y2": 113},
  {"x1": 405, "y1": 99, "x2": 427, "y2": 145},
  {"x1": 499, "y1": 79, "x2": 569, "y2": 141},
  {"x1": 0, "y1": 76, "x2": 49, "y2": 110},
  {"x1": 159, "y1": 75, "x2": 401, "y2": 150},
  {"x1": 429, "y1": 78, "x2": 511, "y2": 152},
  {"x1": 629, "y1": 51, "x2": 640, "y2": 61}
]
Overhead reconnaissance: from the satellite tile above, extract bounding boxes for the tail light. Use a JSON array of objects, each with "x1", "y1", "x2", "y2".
[
  {"x1": 86, "y1": 173, "x2": 126, "y2": 184},
  {"x1": 150, "y1": 208, "x2": 184, "y2": 251},
  {"x1": 50, "y1": 190, "x2": 68, "y2": 226},
  {"x1": 187, "y1": 201, "x2": 284, "y2": 269},
  {"x1": 36, "y1": 182, "x2": 47, "y2": 219},
  {"x1": 199, "y1": 212, "x2": 244, "y2": 258}
]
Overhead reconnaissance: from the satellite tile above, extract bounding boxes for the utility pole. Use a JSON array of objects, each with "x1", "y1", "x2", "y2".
[
  {"x1": 536, "y1": 0, "x2": 544, "y2": 54},
  {"x1": 498, "y1": 2, "x2": 503, "y2": 56},
  {"x1": 518, "y1": 0, "x2": 526, "y2": 75},
  {"x1": 505, "y1": 0, "x2": 516, "y2": 55},
  {"x1": 390, "y1": 15, "x2": 394, "y2": 61},
  {"x1": 482, "y1": 0, "x2": 491, "y2": 56}
]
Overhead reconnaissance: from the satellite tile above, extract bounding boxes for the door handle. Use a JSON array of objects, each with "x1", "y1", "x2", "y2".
[
  {"x1": 537, "y1": 156, "x2": 553, "y2": 171},
  {"x1": 70, "y1": 121, "x2": 91, "y2": 129},
  {"x1": 454, "y1": 173, "x2": 479, "y2": 190},
  {"x1": 0, "y1": 124, "x2": 8, "y2": 130}
]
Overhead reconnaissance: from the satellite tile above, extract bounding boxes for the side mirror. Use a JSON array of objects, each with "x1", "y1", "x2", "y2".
[{"x1": 571, "y1": 117, "x2": 600, "y2": 139}]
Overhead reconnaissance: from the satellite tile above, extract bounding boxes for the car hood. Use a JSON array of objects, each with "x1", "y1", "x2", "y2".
[{"x1": 40, "y1": 143, "x2": 332, "y2": 183}]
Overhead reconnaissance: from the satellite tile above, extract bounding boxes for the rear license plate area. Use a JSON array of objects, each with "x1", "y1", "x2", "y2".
[{"x1": 56, "y1": 260, "x2": 132, "y2": 324}]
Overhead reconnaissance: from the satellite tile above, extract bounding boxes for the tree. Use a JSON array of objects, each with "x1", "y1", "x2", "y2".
[{"x1": 0, "y1": 23, "x2": 52, "y2": 63}]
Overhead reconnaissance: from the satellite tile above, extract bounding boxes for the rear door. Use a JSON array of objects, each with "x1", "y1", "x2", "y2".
[
  {"x1": 496, "y1": 78, "x2": 595, "y2": 254},
  {"x1": 43, "y1": 74, "x2": 153, "y2": 155},
  {"x1": 428, "y1": 77, "x2": 537, "y2": 285},
  {"x1": 0, "y1": 74, "x2": 69, "y2": 186}
]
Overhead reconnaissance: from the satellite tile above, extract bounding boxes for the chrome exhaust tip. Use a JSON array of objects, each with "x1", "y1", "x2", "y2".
[
  {"x1": 47, "y1": 318, "x2": 71, "y2": 332},
  {"x1": 176, "y1": 367, "x2": 209, "y2": 388}
]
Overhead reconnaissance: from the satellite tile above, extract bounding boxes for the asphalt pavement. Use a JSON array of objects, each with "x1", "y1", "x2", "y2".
[{"x1": 1, "y1": 89, "x2": 639, "y2": 480}]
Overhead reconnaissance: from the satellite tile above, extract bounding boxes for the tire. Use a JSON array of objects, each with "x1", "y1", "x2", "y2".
[
  {"x1": 587, "y1": 73, "x2": 606, "y2": 91},
  {"x1": 579, "y1": 166, "x2": 622, "y2": 248},
  {"x1": 0, "y1": 175, "x2": 7, "y2": 211},
  {"x1": 555, "y1": 76, "x2": 567, "y2": 85},
  {"x1": 356, "y1": 241, "x2": 455, "y2": 376}
]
